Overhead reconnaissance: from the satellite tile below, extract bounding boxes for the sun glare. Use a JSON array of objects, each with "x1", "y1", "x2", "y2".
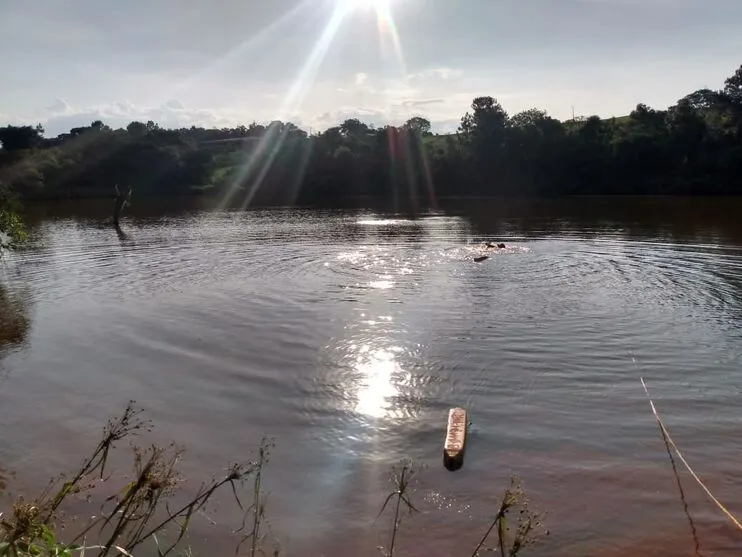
[
  {"x1": 338, "y1": 0, "x2": 391, "y2": 14},
  {"x1": 216, "y1": 0, "x2": 407, "y2": 210}
]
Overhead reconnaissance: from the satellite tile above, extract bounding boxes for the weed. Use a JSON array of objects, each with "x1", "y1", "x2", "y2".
[
  {"x1": 235, "y1": 438, "x2": 275, "y2": 557},
  {"x1": 377, "y1": 460, "x2": 419, "y2": 557},
  {"x1": 0, "y1": 406, "x2": 546, "y2": 557},
  {"x1": 470, "y1": 477, "x2": 545, "y2": 557},
  {"x1": 0, "y1": 403, "x2": 256, "y2": 557}
]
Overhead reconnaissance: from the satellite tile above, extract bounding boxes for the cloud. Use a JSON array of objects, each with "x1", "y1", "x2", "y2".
[
  {"x1": 407, "y1": 68, "x2": 464, "y2": 82},
  {"x1": 312, "y1": 107, "x2": 460, "y2": 134},
  {"x1": 316, "y1": 106, "x2": 387, "y2": 126},
  {"x1": 18, "y1": 99, "x2": 259, "y2": 137},
  {"x1": 162, "y1": 99, "x2": 185, "y2": 110},
  {"x1": 432, "y1": 119, "x2": 462, "y2": 133},
  {"x1": 44, "y1": 99, "x2": 73, "y2": 116},
  {"x1": 401, "y1": 99, "x2": 445, "y2": 108},
  {"x1": 354, "y1": 72, "x2": 368, "y2": 86}
]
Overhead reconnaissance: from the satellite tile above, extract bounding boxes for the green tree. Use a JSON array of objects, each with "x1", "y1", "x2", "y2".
[
  {"x1": 724, "y1": 64, "x2": 742, "y2": 104},
  {"x1": 126, "y1": 121, "x2": 148, "y2": 136},
  {"x1": 404, "y1": 117, "x2": 432, "y2": 136},
  {"x1": 1, "y1": 62, "x2": 742, "y2": 203},
  {"x1": 0, "y1": 125, "x2": 44, "y2": 151},
  {"x1": 339, "y1": 118, "x2": 371, "y2": 139},
  {"x1": 682, "y1": 89, "x2": 721, "y2": 111},
  {"x1": 458, "y1": 97, "x2": 511, "y2": 191}
]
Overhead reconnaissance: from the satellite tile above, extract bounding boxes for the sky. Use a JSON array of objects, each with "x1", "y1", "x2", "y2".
[{"x1": 1, "y1": 0, "x2": 742, "y2": 136}]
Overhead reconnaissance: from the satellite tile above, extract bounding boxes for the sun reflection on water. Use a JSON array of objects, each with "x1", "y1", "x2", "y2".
[
  {"x1": 353, "y1": 345, "x2": 402, "y2": 418},
  {"x1": 368, "y1": 280, "x2": 395, "y2": 290}
]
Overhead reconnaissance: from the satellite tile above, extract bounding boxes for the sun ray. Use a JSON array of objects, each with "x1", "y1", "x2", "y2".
[
  {"x1": 218, "y1": 0, "x2": 409, "y2": 210},
  {"x1": 218, "y1": 5, "x2": 350, "y2": 209},
  {"x1": 374, "y1": 2, "x2": 407, "y2": 77},
  {"x1": 277, "y1": 6, "x2": 348, "y2": 120},
  {"x1": 163, "y1": 1, "x2": 313, "y2": 105}
]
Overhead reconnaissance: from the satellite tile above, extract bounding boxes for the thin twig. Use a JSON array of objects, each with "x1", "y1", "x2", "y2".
[
  {"x1": 641, "y1": 377, "x2": 742, "y2": 532},
  {"x1": 377, "y1": 461, "x2": 418, "y2": 557},
  {"x1": 656, "y1": 412, "x2": 703, "y2": 557}
]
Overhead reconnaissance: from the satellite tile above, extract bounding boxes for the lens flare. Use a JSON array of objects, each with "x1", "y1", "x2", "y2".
[
  {"x1": 337, "y1": 0, "x2": 392, "y2": 13},
  {"x1": 218, "y1": 0, "x2": 408, "y2": 210}
]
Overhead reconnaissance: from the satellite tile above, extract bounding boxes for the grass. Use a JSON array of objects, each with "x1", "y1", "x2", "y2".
[{"x1": 0, "y1": 404, "x2": 545, "y2": 556}]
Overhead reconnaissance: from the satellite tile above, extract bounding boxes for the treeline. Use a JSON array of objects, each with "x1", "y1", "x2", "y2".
[{"x1": 0, "y1": 64, "x2": 741, "y2": 207}]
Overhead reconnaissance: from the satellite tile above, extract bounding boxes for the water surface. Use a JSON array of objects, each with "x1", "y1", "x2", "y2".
[{"x1": 1, "y1": 197, "x2": 742, "y2": 556}]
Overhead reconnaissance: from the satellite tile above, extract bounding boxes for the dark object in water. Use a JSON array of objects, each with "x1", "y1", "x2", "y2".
[
  {"x1": 485, "y1": 242, "x2": 496, "y2": 248},
  {"x1": 497, "y1": 243, "x2": 506, "y2": 249},
  {"x1": 474, "y1": 255, "x2": 489, "y2": 262},
  {"x1": 444, "y1": 407, "x2": 468, "y2": 471},
  {"x1": 113, "y1": 184, "x2": 132, "y2": 228}
]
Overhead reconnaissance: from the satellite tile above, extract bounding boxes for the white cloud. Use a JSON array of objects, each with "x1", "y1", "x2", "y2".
[
  {"x1": 162, "y1": 99, "x2": 185, "y2": 110},
  {"x1": 312, "y1": 106, "x2": 460, "y2": 133},
  {"x1": 401, "y1": 99, "x2": 445, "y2": 108},
  {"x1": 354, "y1": 72, "x2": 368, "y2": 86},
  {"x1": 44, "y1": 99, "x2": 73, "y2": 116},
  {"x1": 8, "y1": 99, "x2": 259, "y2": 136},
  {"x1": 316, "y1": 106, "x2": 386, "y2": 125},
  {"x1": 407, "y1": 68, "x2": 464, "y2": 83}
]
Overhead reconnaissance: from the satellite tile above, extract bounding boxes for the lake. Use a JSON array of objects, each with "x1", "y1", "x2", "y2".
[{"x1": 1, "y1": 197, "x2": 742, "y2": 556}]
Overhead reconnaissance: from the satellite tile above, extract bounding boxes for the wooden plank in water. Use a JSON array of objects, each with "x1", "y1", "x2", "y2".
[{"x1": 443, "y1": 407, "x2": 468, "y2": 471}]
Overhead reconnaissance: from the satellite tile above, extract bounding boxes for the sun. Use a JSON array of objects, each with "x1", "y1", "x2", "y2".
[{"x1": 337, "y1": 0, "x2": 391, "y2": 13}]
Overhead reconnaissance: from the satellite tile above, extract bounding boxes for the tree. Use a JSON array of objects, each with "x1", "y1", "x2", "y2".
[
  {"x1": 457, "y1": 97, "x2": 511, "y2": 190},
  {"x1": 90, "y1": 120, "x2": 112, "y2": 132},
  {"x1": 339, "y1": 118, "x2": 371, "y2": 138},
  {"x1": 510, "y1": 109, "x2": 548, "y2": 129},
  {"x1": 724, "y1": 64, "x2": 742, "y2": 104},
  {"x1": 404, "y1": 117, "x2": 432, "y2": 136},
  {"x1": 472, "y1": 97, "x2": 509, "y2": 128},
  {"x1": 127, "y1": 121, "x2": 148, "y2": 136},
  {"x1": 682, "y1": 89, "x2": 721, "y2": 111},
  {"x1": 0, "y1": 125, "x2": 44, "y2": 151},
  {"x1": 459, "y1": 97, "x2": 510, "y2": 144},
  {"x1": 1, "y1": 61, "x2": 742, "y2": 203},
  {"x1": 666, "y1": 98, "x2": 708, "y2": 179},
  {"x1": 510, "y1": 109, "x2": 564, "y2": 140},
  {"x1": 628, "y1": 104, "x2": 667, "y2": 135}
]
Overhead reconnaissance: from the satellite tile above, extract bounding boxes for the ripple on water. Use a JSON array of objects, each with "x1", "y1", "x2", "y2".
[{"x1": 3, "y1": 206, "x2": 742, "y2": 557}]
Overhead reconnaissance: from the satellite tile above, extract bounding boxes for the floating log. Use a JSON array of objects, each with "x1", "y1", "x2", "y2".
[
  {"x1": 474, "y1": 255, "x2": 489, "y2": 263},
  {"x1": 443, "y1": 407, "x2": 468, "y2": 471}
]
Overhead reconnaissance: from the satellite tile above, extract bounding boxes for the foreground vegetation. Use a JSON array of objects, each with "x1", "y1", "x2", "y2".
[
  {"x1": 0, "y1": 64, "x2": 740, "y2": 213},
  {"x1": 0, "y1": 404, "x2": 543, "y2": 556}
]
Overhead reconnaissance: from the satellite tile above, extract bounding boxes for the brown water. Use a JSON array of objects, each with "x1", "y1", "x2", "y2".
[{"x1": 2, "y1": 197, "x2": 742, "y2": 556}]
